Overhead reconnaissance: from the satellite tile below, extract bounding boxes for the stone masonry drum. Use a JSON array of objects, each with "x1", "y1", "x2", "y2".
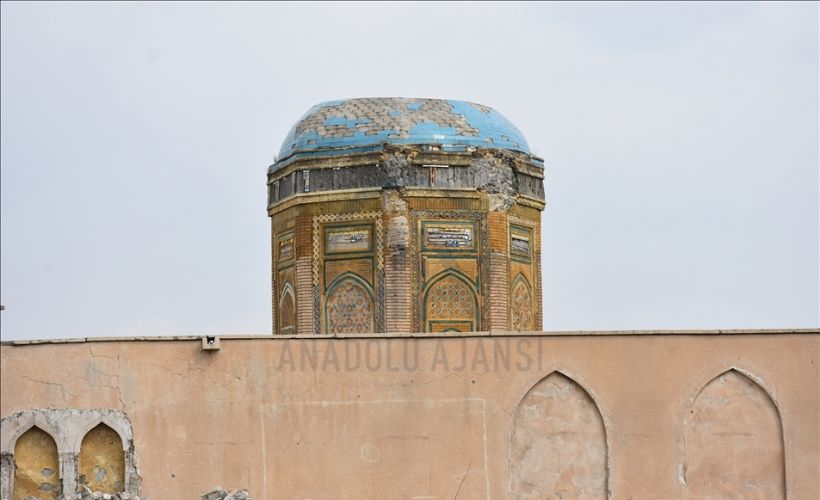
[{"x1": 267, "y1": 97, "x2": 545, "y2": 335}]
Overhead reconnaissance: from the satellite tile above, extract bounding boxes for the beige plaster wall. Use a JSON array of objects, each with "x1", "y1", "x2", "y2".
[{"x1": 1, "y1": 331, "x2": 817, "y2": 500}]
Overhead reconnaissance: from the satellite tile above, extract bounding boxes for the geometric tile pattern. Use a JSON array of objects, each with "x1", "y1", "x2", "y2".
[
  {"x1": 426, "y1": 275, "x2": 476, "y2": 321},
  {"x1": 510, "y1": 278, "x2": 533, "y2": 331},
  {"x1": 313, "y1": 211, "x2": 384, "y2": 334},
  {"x1": 326, "y1": 278, "x2": 373, "y2": 334},
  {"x1": 274, "y1": 98, "x2": 531, "y2": 171},
  {"x1": 411, "y1": 210, "x2": 489, "y2": 333},
  {"x1": 508, "y1": 214, "x2": 539, "y2": 330}
]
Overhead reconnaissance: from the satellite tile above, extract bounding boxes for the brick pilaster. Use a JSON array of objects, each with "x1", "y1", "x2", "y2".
[
  {"x1": 295, "y1": 256, "x2": 314, "y2": 335},
  {"x1": 383, "y1": 191, "x2": 412, "y2": 333}
]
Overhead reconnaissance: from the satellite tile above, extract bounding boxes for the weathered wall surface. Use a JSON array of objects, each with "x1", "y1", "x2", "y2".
[
  {"x1": 0, "y1": 409, "x2": 138, "y2": 499},
  {"x1": 269, "y1": 186, "x2": 543, "y2": 336},
  {"x1": 684, "y1": 370, "x2": 785, "y2": 499},
  {"x1": 78, "y1": 424, "x2": 125, "y2": 494},
  {"x1": 11, "y1": 427, "x2": 59, "y2": 500},
  {"x1": 510, "y1": 372, "x2": 607, "y2": 499},
  {"x1": 0, "y1": 331, "x2": 817, "y2": 500}
]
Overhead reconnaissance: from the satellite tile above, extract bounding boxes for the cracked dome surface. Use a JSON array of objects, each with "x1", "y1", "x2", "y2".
[{"x1": 274, "y1": 97, "x2": 531, "y2": 169}]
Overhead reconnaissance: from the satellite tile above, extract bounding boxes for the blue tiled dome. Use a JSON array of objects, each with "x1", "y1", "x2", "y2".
[{"x1": 273, "y1": 98, "x2": 533, "y2": 170}]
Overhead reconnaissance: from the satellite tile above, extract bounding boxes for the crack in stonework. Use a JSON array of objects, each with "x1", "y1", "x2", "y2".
[
  {"x1": 20, "y1": 374, "x2": 76, "y2": 404},
  {"x1": 87, "y1": 345, "x2": 128, "y2": 411}
]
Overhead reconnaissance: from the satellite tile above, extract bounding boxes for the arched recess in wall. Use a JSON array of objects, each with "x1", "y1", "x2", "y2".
[
  {"x1": 510, "y1": 372, "x2": 608, "y2": 500},
  {"x1": 510, "y1": 274, "x2": 533, "y2": 332},
  {"x1": 684, "y1": 368, "x2": 785, "y2": 499},
  {"x1": 13, "y1": 426, "x2": 61, "y2": 500},
  {"x1": 325, "y1": 272, "x2": 374, "y2": 334},
  {"x1": 422, "y1": 269, "x2": 478, "y2": 333},
  {"x1": 79, "y1": 423, "x2": 125, "y2": 494},
  {"x1": 279, "y1": 282, "x2": 295, "y2": 334}
]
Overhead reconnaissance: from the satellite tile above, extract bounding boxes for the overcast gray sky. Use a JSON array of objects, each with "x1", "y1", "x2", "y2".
[{"x1": 1, "y1": 2, "x2": 817, "y2": 340}]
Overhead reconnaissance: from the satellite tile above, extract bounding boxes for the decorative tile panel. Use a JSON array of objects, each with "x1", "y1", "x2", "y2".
[
  {"x1": 279, "y1": 282, "x2": 296, "y2": 335},
  {"x1": 273, "y1": 98, "x2": 534, "y2": 171},
  {"x1": 326, "y1": 277, "x2": 374, "y2": 334},
  {"x1": 510, "y1": 276, "x2": 533, "y2": 332},
  {"x1": 411, "y1": 210, "x2": 488, "y2": 333},
  {"x1": 279, "y1": 238, "x2": 294, "y2": 262},
  {"x1": 423, "y1": 222, "x2": 475, "y2": 251},
  {"x1": 508, "y1": 214, "x2": 538, "y2": 330},
  {"x1": 510, "y1": 226, "x2": 532, "y2": 262},
  {"x1": 424, "y1": 274, "x2": 477, "y2": 332},
  {"x1": 324, "y1": 226, "x2": 372, "y2": 254},
  {"x1": 313, "y1": 211, "x2": 384, "y2": 334}
]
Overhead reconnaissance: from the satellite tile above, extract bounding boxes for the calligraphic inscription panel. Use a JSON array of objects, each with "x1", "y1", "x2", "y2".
[
  {"x1": 510, "y1": 226, "x2": 532, "y2": 261},
  {"x1": 279, "y1": 238, "x2": 294, "y2": 262},
  {"x1": 422, "y1": 221, "x2": 477, "y2": 252},
  {"x1": 325, "y1": 225, "x2": 372, "y2": 254}
]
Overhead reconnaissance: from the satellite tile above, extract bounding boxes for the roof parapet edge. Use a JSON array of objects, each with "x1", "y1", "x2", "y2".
[{"x1": 2, "y1": 328, "x2": 818, "y2": 346}]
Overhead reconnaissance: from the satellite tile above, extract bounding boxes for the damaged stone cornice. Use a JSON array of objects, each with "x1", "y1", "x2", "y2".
[{"x1": 267, "y1": 145, "x2": 544, "y2": 184}]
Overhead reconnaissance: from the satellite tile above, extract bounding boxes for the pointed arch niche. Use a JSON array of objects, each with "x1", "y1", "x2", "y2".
[
  {"x1": 79, "y1": 423, "x2": 125, "y2": 494},
  {"x1": 325, "y1": 273, "x2": 374, "y2": 334},
  {"x1": 422, "y1": 270, "x2": 478, "y2": 333},
  {"x1": 279, "y1": 282, "x2": 296, "y2": 335},
  {"x1": 510, "y1": 372, "x2": 608, "y2": 499},
  {"x1": 12, "y1": 426, "x2": 60, "y2": 500},
  {"x1": 510, "y1": 274, "x2": 533, "y2": 332},
  {"x1": 1, "y1": 409, "x2": 139, "y2": 498},
  {"x1": 684, "y1": 369, "x2": 785, "y2": 499}
]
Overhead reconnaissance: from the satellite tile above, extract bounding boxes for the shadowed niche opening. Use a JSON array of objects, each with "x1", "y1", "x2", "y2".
[
  {"x1": 13, "y1": 426, "x2": 61, "y2": 500},
  {"x1": 79, "y1": 423, "x2": 125, "y2": 494}
]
